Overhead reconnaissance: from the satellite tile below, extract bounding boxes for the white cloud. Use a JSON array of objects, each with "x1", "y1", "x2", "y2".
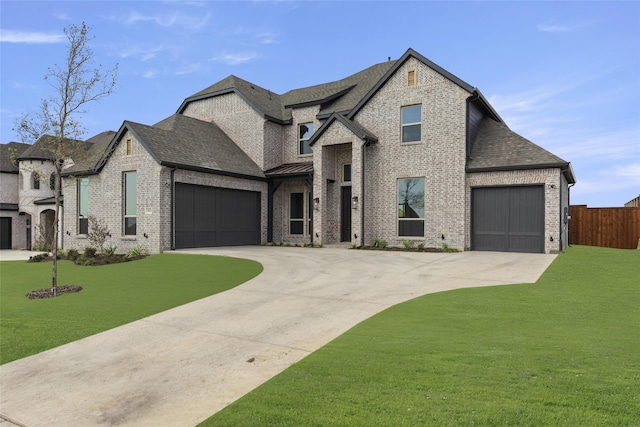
[
  {"x1": 118, "y1": 44, "x2": 165, "y2": 61},
  {"x1": 0, "y1": 29, "x2": 65, "y2": 44},
  {"x1": 257, "y1": 31, "x2": 279, "y2": 44},
  {"x1": 614, "y1": 163, "x2": 640, "y2": 180},
  {"x1": 210, "y1": 52, "x2": 260, "y2": 65},
  {"x1": 174, "y1": 63, "x2": 203, "y2": 75},
  {"x1": 537, "y1": 19, "x2": 588, "y2": 33},
  {"x1": 110, "y1": 11, "x2": 211, "y2": 30},
  {"x1": 142, "y1": 68, "x2": 160, "y2": 79}
]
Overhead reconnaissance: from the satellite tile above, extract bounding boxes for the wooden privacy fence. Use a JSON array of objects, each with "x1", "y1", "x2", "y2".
[{"x1": 569, "y1": 205, "x2": 640, "y2": 249}]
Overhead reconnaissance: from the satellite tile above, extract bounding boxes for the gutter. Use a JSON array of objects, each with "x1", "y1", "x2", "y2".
[{"x1": 170, "y1": 167, "x2": 176, "y2": 250}]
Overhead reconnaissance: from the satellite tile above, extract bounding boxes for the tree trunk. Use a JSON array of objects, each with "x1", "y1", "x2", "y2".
[{"x1": 51, "y1": 165, "x2": 61, "y2": 297}]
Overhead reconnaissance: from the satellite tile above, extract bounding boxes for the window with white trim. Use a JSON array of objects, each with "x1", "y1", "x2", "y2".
[
  {"x1": 401, "y1": 105, "x2": 422, "y2": 143},
  {"x1": 398, "y1": 178, "x2": 425, "y2": 237}
]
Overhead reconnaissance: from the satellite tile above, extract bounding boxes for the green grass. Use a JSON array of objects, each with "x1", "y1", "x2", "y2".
[
  {"x1": 0, "y1": 254, "x2": 262, "y2": 365},
  {"x1": 203, "y1": 246, "x2": 640, "y2": 426}
]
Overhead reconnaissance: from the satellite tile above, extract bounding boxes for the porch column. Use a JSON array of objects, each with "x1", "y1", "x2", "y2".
[
  {"x1": 351, "y1": 142, "x2": 363, "y2": 247},
  {"x1": 312, "y1": 146, "x2": 327, "y2": 245}
]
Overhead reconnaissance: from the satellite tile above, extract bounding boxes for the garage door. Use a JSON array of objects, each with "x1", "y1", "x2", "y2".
[
  {"x1": 472, "y1": 186, "x2": 544, "y2": 253},
  {"x1": 175, "y1": 183, "x2": 260, "y2": 249}
]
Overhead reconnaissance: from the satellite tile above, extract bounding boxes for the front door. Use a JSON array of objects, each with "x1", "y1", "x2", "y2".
[
  {"x1": 340, "y1": 186, "x2": 352, "y2": 242},
  {"x1": 0, "y1": 217, "x2": 11, "y2": 249}
]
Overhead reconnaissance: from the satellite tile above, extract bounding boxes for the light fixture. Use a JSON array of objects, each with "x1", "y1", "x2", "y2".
[
  {"x1": 351, "y1": 196, "x2": 358, "y2": 209},
  {"x1": 143, "y1": 233, "x2": 149, "y2": 238},
  {"x1": 314, "y1": 197, "x2": 320, "y2": 210}
]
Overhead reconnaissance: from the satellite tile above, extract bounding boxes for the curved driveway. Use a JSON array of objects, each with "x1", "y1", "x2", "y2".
[{"x1": 0, "y1": 247, "x2": 556, "y2": 427}]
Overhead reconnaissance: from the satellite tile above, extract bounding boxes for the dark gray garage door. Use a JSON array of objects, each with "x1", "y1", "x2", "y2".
[
  {"x1": 175, "y1": 183, "x2": 260, "y2": 249},
  {"x1": 472, "y1": 186, "x2": 544, "y2": 253}
]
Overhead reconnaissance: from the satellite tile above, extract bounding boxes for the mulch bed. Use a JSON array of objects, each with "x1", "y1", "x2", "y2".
[{"x1": 27, "y1": 285, "x2": 83, "y2": 299}]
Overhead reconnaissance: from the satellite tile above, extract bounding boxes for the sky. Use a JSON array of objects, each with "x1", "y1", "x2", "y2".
[{"x1": 1, "y1": 1, "x2": 638, "y2": 207}]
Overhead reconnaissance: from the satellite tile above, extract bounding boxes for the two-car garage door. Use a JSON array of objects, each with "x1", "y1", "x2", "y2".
[
  {"x1": 175, "y1": 183, "x2": 260, "y2": 249},
  {"x1": 472, "y1": 185, "x2": 545, "y2": 253}
]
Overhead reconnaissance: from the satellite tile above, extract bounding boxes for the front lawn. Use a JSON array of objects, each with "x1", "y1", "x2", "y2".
[
  {"x1": 203, "y1": 246, "x2": 639, "y2": 426},
  {"x1": 0, "y1": 254, "x2": 262, "y2": 365}
]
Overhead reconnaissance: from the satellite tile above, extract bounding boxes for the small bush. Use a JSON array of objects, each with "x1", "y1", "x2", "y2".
[
  {"x1": 29, "y1": 253, "x2": 50, "y2": 263},
  {"x1": 402, "y1": 240, "x2": 415, "y2": 249},
  {"x1": 441, "y1": 243, "x2": 456, "y2": 253},
  {"x1": 103, "y1": 245, "x2": 118, "y2": 256},
  {"x1": 32, "y1": 243, "x2": 51, "y2": 252},
  {"x1": 126, "y1": 246, "x2": 149, "y2": 260},
  {"x1": 370, "y1": 237, "x2": 388, "y2": 249},
  {"x1": 417, "y1": 243, "x2": 425, "y2": 250},
  {"x1": 66, "y1": 248, "x2": 80, "y2": 261},
  {"x1": 83, "y1": 246, "x2": 97, "y2": 257}
]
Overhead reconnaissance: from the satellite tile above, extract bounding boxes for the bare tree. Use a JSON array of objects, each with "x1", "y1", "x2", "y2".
[{"x1": 14, "y1": 22, "x2": 117, "y2": 296}]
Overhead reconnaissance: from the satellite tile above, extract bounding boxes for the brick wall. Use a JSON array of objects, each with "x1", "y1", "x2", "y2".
[{"x1": 353, "y1": 57, "x2": 470, "y2": 249}]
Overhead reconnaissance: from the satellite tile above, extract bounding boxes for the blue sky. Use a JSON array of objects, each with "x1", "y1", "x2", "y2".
[{"x1": 1, "y1": 1, "x2": 638, "y2": 207}]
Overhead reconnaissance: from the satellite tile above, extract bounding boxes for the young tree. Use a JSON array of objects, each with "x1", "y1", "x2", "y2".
[{"x1": 14, "y1": 22, "x2": 117, "y2": 296}]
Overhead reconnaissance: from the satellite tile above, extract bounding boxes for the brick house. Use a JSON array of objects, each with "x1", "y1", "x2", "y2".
[{"x1": 3, "y1": 48, "x2": 575, "y2": 254}]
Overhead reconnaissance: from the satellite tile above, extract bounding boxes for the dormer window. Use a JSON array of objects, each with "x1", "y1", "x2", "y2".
[{"x1": 299, "y1": 123, "x2": 314, "y2": 155}]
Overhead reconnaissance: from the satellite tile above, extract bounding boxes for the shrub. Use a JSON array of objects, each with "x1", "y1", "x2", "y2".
[
  {"x1": 87, "y1": 215, "x2": 111, "y2": 252},
  {"x1": 441, "y1": 243, "x2": 456, "y2": 253},
  {"x1": 417, "y1": 243, "x2": 425, "y2": 251},
  {"x1": 29, "y1": 253, "x2": 50, "y2": 263},
  {"x1": 402, "y1": 240, "x2": 415, "y2": 249},
  {"x1": 126, "y1": 246, "x2": 149, "y2": 260},
  {"x1": 66, "y1": 248, "x2": 80, "y2": 261},
  {"x1": 83, "y1": 246, "x2": 97, "y2": 257},
  {"x1": 103, "y1": 245, "x2": 118, "y2": 256},
  {"x1": 370, "y1": 237, "x2": 388, "y2": 249}
]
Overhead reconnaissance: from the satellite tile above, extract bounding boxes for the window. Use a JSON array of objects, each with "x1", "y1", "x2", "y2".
[
  {"x1": 126, "y1": 138, "x2": 132, "y2": 156},
  {"x1": 407, "y1": 69, "x2": 416, "y2": 87},
  {"x1": 398, "y1": 178, "x2": 425, "y2": 237},
  {"x1": 31, "y1": 172, "x2": 40, "y2": 190},
  {"x1": 401, "y1": 105, "x2": 421, "y2": 143},
  {"x1": 78, "y1": 178, "x2": 89, "y2": 234},
  {"x1": 123, "y1": 171, "x2": 137, "y2": 235},
  {"x1": 343, "y1": 164, "x2": 352, "y2": 182},
  {"x1": 299, "y1": 123, "x2": 314, "y2": 155},
  {"x1": 290, "y1": 192, "x2": 304, "y2": 235}
]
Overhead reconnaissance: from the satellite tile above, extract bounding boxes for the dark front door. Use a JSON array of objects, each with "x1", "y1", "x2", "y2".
[
  {"x1": 0, "y1": 217, "x2": 11, "y2": 249},
  {"x1": 341, "y1": 186, "x2": 352, "y2": 242}
]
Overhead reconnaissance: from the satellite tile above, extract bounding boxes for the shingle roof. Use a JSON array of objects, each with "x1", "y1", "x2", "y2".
[
  {"x1": 119, "y1": 114, "x2": 265, "y2": 179},
  {"x1": 16, "y1": 135, "x2": 93, "y2": 164},
  {"x1": 0, "y1": 142, "x2": 30, "y2": 173},
  {"x1": 468, "y1": 117, "x2": 575, "y2": 183},
  {"x1": 179, "y1": 75, "x2": 287, "y2": 122},
  {"x1": 309, "y1": 113, "x2": 378, "y2": 147},
  {"x1": 178, "y1": 61, "x2": 397, "y2": 123},
  {"x1": 62, "y1": 131, "x2": 117, "y2": 175}
]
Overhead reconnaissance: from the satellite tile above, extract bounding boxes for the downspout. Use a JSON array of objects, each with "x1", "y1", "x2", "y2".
[
  {"x1": 170, "y1": 167, "x2": 176, "y2": 250},
  {"x1": 568, "y1": 181, "x2": 576, "y2": 247}
]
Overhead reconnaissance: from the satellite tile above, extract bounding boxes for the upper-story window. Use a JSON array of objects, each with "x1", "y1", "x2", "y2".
[
  {"x1": 401, "y1": 105, "x2": 422, "y2": 143},
  {"x1": 299, "y1": 123, "x2": 314, "y2": 155},
  {"x1": 31, "y1": 172, "x2": 40, "y2": 190},
  {"x1": 125, "y1": 138, "x2": 133, "y2": 156},
  {"x1": 343, "y1": 164, "x2": 352, "y2": 183}
]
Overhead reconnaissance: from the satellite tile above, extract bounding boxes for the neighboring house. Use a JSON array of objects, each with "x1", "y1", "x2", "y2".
[
  {"x1": 5, "y1": 48, "x2": 576, "y2": 254},
  {"x1": 0, "y1": 142, "x2": 30, "y2": 249}
]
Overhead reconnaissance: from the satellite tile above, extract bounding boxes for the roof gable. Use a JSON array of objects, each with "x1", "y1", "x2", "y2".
[
  {"x1": 103, "y1": 115, "x2": 265, "y2": 180},
  {"x1": 308, "y1": 113, "x2": 378, "y2": 147}
]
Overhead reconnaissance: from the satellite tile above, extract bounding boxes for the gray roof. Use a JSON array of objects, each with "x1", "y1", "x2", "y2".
[
  {"x1": 468, "y1": 117, "x2": 575, "y2": 183},
  {"x1": 178, "y1": 60, "x2": 397, "y2": 123},
  {"x1": 265, "y1": 162, "x2": 313, "y2": 178},
  {"x1": 114, "y1": 114, "x2": 265, "y2": 179},
  {"x1": 63, "y1": 131, "x2": 117, "y2": 175},
  {"x1": 0, "y1": 142, "x2": 30, "y2": 173},
  {"x1": 17, "y1": 135, "x2": 94, "y2": 167},
  {"x1": 309, "y1": 113, "x2": 378, "y2": 147}
]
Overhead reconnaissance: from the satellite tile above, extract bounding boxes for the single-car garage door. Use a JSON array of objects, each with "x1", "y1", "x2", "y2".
[
  {"x1": 175, "y1": 183, "x2": 260, "y2": 248},
  {"x1": 472, "y1": 185, "x2": 544, "y2": 253}
]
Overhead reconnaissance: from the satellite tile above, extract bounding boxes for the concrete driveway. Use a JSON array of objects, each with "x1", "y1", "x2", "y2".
[{"x1": 0, "y1": 247, "x2": 556, "y2": 427}]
